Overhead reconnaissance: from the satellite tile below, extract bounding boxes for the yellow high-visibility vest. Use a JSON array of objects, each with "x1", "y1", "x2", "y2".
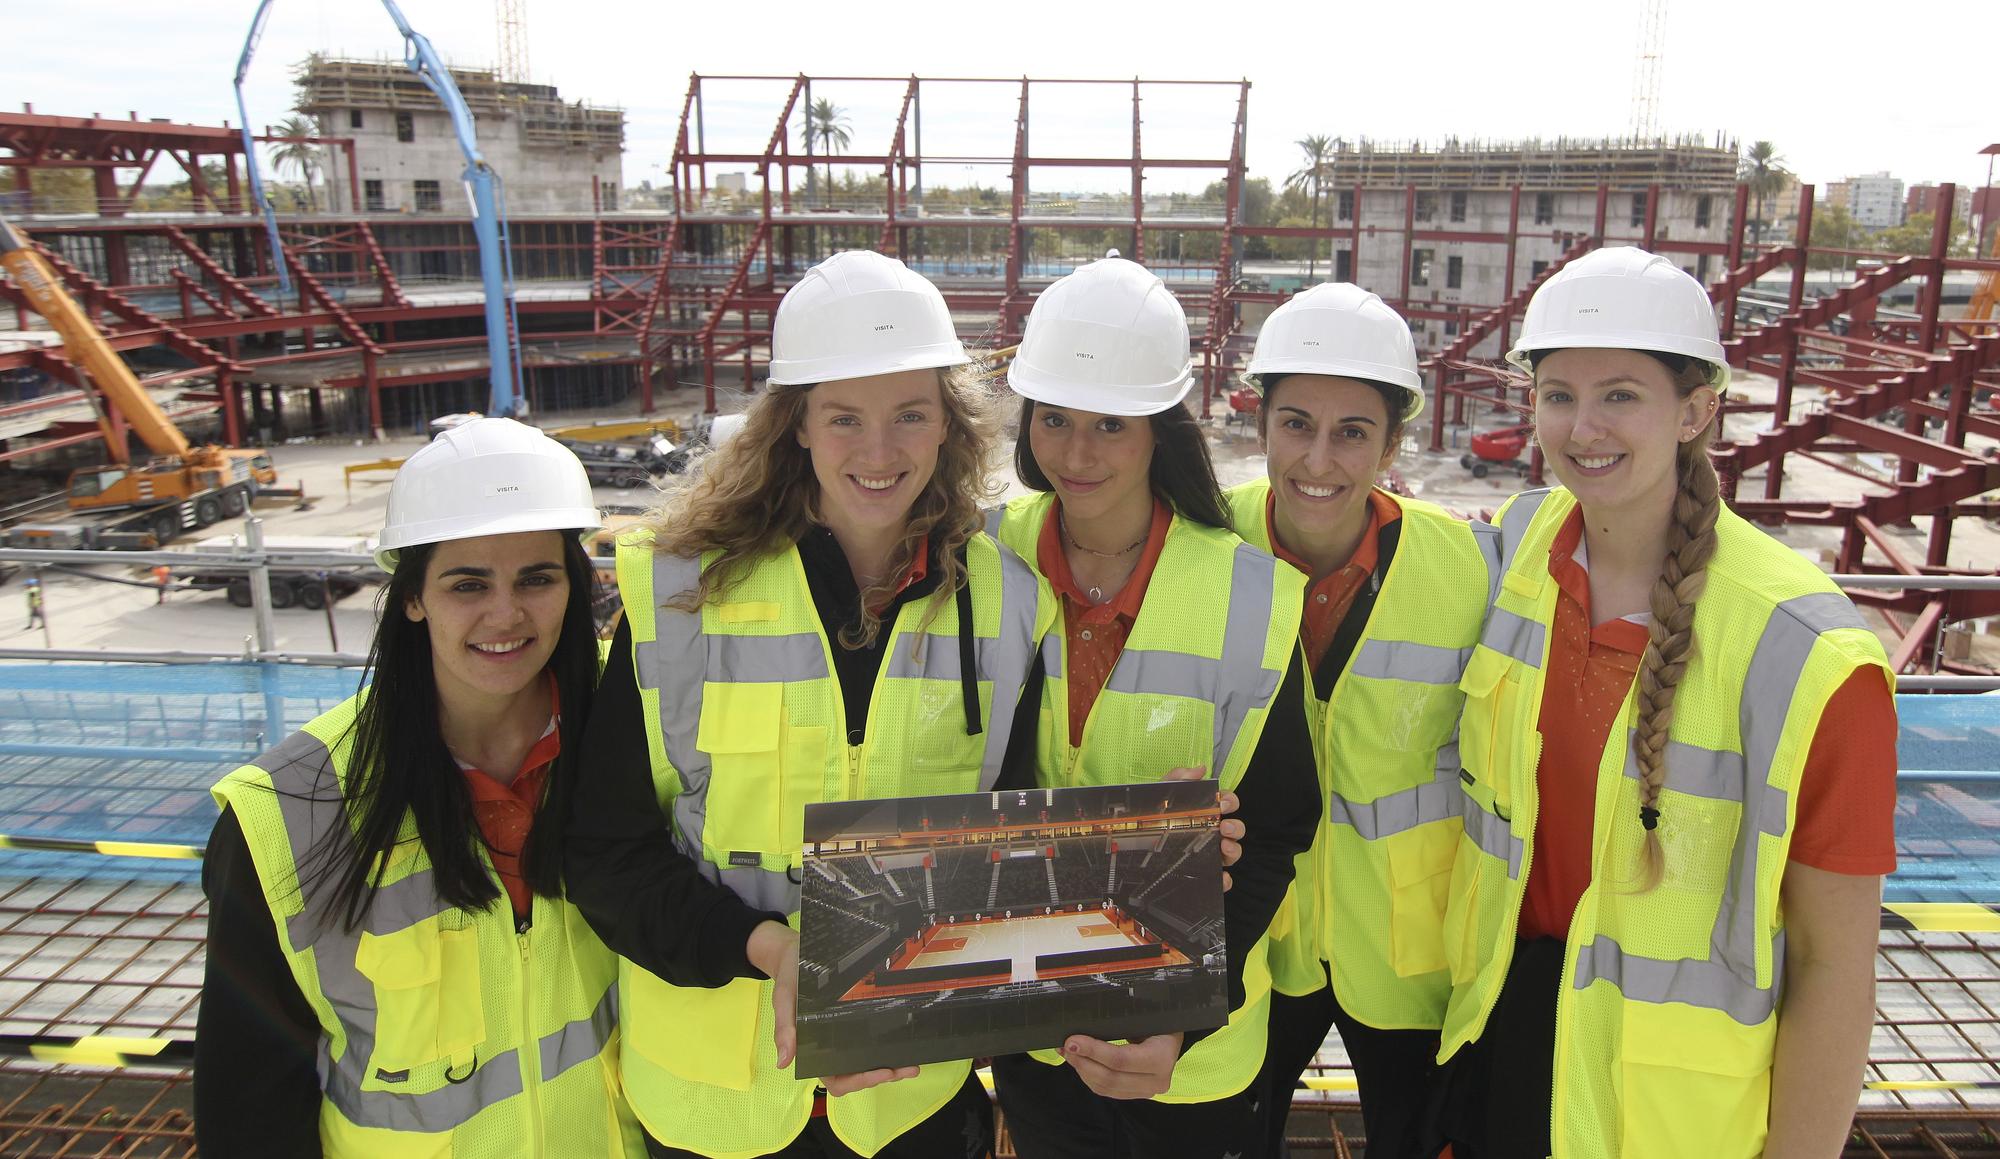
[
  {"x1": 994, "y1": 493, "x2": 1304, "y2": 1102},
  {"x1": 1226, "y1": 480, "x2": 1498, "y2": 1029},
  {"x1": 1440, "y1": 487, "x2": 1893, "y2": 1158},
  {"x1": 615, "y1": 531, "x2": 1053, "y2": 1158},
  {"x1": 212, "y1": 694, "x2": 642, "y2": 1158}
]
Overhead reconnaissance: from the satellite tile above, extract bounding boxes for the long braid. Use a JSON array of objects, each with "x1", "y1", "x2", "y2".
[{"x1": 1628, "y1": 410, "x2": 1722, "y2": 890}]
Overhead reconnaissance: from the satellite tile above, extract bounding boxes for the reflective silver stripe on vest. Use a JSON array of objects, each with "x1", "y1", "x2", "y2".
[
  {"x1": 711, "y1": 633, "x2": 829, "y2": 683},
  {"x1": 1103, "y1": 542, "x2": 1285, "y2": 774},
  {"x1": 253, "y1": 729, "x2": 542, "y2": 1133},
  {"x1": 1351, "y1": 640, "x2": 1474, "y2": 686},
  {"x1": 636, "y1": 552, "x2": 802, "y2": 917},
  {"x1": 1479, "y1": 609, "x2": 1547, "y2": 669},
  {"x1": 984, "y1": 506, "x2": 1005, "y2": 541},
  {"x1": 1570, "y1": 591, "x2": 1868, "y2": 1025},
  {"x1": 1458, "y1": 789, "x2": 1524, "y2": 877},
  {"x1": 1469, "y1": 519, "x2": 1503, "y2": 608},
  {"x1": 1495, "y1": 489, "x2": 1554, "y2": 577},
  {"x1": 1328, "y1": 762, "x2": 1460, "y2": 839},
  {"x1": 539, "y1": 987, "x2": 619, "y2": 1082}
]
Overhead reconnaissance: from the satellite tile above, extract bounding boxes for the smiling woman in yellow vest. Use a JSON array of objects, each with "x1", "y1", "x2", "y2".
[
  {"x1": 562, "y1": 250, "x2": 1055, "y2": 1159},
  {"x1": 1221, "y1": 285, "x2": 1499, "y2": 1159},
  {"x1": 1434, "y1": 248, "x2": 1897, "y2": 1159},
  {"x1": 197, "y1": 419, "x2": 642, "y2": 1158},
  {"x1": 985, "y1": 255, "x2": 1319, "y2": 1159}
]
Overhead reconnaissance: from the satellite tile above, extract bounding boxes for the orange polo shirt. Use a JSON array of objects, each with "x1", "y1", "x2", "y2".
[
  {"x1": 1518, "y1": 508, "x2": 1899, "y2": 942},
  {"x1": 458, "y1": 684, "x2": 562, "y2": 923},
  {"x1": 1266, "y1": 488, "x2": 1401, "y2": 672},
  {"x1": 1036, "y1": 499, "x2": 1174, "y2": 748}
]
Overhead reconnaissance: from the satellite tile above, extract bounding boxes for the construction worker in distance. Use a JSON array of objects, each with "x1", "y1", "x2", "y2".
[
  {"x1": 1431, "y1": 247, "x2": 1896, "y2": 1158},
  {"x1": 987, "y1": 255, "x2": 1320, "y2": 1158},
  {"x1": 196, "y1": 419, "x2": 643, "y2": 1157},
  {"x1": 152, "y1": 563, "x2": 173, "y2": 604},
  {"x1": 563, "y1": 250, "x2": 1057, "y2": 1159},
  {"x1": 1226, "y1": 284, "x2": 1499, "y2": 1158},
  {"x1": 23, "y1": 577, "x2": 42, "y2": 630}
]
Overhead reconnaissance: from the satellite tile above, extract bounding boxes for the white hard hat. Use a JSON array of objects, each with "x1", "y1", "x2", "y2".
[
  {"x1": 1008, "y1": 257, "x2": 1193, "y2": 417},
  {"x1": 375, "y1": 418, "x2": 600, "y2": 572},
  {"x1": 766, "y1": 251, "x2": 970, "y2": 387},
  {"x1": 1506, "y1": 246, "x2": 1730, "y2": 391},
  {"x1": 1242, "y1": 283, "x2": 1425, "y2": 422}
]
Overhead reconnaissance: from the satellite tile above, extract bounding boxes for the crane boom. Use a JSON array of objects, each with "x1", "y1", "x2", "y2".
[{"x1": 0, "y1": 217, "x2": 190, "y2": 461}]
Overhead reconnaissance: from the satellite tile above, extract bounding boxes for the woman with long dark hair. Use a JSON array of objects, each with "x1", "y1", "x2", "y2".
[
  {"x1": 985, "y1": 255, "x2": 1320, "y2": 1158},
  {"x1": 1434, "y1": 248, "x2": 1896, "y2": 1158},
  {"x1": 564, "y1": 250, "x2": 1054, "y2": 1159},
  {"x1": 196, "y1": 419, "x2": 640, "y2": 1156},
  {"x1": 1228, "y1": 283, "x2": 1499, "y2": 1159}
]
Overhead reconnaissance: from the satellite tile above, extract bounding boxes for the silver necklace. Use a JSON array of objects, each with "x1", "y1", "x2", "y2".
[{"x1": 1060, "y1": 513, "x2": 1144, "y2": 606}]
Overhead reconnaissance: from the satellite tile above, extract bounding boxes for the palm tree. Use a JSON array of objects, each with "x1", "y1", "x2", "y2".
[
  {"x1": 804, "y1": 99, "x2": 851, "y2": 207},
  {"x1": 271, "y1": 114, "x2": 322, "y2": 213},
  {"x1": 1740, "y1": 140, "x2": 1788, "y2": 247},
  {"x1": 1287, "y1": 135, "x2": 1334, "y2": 279}
]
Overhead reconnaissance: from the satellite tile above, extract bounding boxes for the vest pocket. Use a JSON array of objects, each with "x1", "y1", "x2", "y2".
[
  {"x1": 1441, "y1": 833, "x2": 1485, "y2": 987},
  {"x1": 353, "y1": 918, "x2": 485, "y2": 1080},
  {"x1": 1385, "y1": 822, "x2": 1458, "y2": 977},
  {"x1": 623, "y1": 963, "x2": 762, "y2": 1092},
  {"x1": 698, "y1": 683, "x2": 785, "y2": 856},
  {"x1": 1616, "y1": 1001, "x2": 1772, "y2": 1159}
]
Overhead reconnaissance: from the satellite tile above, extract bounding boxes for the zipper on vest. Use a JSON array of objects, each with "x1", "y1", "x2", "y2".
[
  {"x1": 519, "y1": 926, "x2": 544, "y2": 1158},
  {"x1": 845, "y1": 742, "x2": 861, "y2": 799}
]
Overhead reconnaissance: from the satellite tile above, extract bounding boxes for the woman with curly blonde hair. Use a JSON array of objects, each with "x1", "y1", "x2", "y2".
[
  {"x1": 565, "y1": 250, "x2": 1054, "y2": 1159},
  {"x1": 1432, "y1": 247, "x2": 1896, "y2": 1158}
]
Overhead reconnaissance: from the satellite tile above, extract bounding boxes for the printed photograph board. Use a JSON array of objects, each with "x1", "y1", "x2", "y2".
[{"x1": 794, "y1": 779, "x2": 1227, "y2": 1078}]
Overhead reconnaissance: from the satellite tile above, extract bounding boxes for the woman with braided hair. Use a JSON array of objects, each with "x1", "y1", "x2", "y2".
[{"x1": 1430, "y1": 247, "x2": 1897, "y2": 1159}]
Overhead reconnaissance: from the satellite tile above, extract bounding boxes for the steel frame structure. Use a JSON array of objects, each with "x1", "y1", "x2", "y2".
[{"x1": 4, "y1": 100, "x2": 1999, "y2": 675}]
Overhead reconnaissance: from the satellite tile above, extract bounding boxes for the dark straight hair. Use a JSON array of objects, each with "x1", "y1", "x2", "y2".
[
  {"x1": 304, "y1": 531, "x2": 601, "y2": 931},
  {"x1": 1013, "y1": 398, "x2": 1232, "y2": 531}
]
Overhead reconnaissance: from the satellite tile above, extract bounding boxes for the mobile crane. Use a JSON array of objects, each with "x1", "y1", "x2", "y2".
[{"x1": 0, "y1": 215, "x2": 278, "y2": 548}]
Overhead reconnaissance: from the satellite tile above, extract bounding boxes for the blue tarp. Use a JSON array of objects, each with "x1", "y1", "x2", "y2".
[{"x1": 0, "y1": 664, "x2": 1995, "y2": 898}]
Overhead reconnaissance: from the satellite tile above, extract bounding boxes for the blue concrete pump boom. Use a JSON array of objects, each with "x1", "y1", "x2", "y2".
[
  {"x1": 233, "y1": 0, "x2": 527, "y2": 417},
  {"x1": 232, "y1": 0, "x2": 290, "y2": 299}
]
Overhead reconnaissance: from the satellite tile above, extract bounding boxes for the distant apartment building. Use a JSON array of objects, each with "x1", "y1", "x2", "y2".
[
  {"x1": 1273, "y1": 137, "x2": 1741, "y2": 356},
  {"x1": 1846, "y1": 172, "x2": 1905, "y2": 229},
  {"x1": 296, "y1": 55, "x2": 624, "y2": 216},
  {"x1": 1906, "y1": 183, "x2": 1973, "y2": 223}
]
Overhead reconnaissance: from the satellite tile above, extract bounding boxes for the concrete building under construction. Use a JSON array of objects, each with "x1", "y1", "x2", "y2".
[{"x1": 294, "y1": 55, "x2": 624, "y2": 215}]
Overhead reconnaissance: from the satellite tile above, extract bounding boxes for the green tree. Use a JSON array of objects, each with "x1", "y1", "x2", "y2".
[
  {"x1": 802, "y1": 99, "x2": 850, "y2": 205},
  {"x1": 1286, "y1": 135, "x2": 1334, "y2": 278},
  {"x1": 1808, "y1": 205, "x2": 1866, "y2": 272},
  {"x1": 1872, "y1": 211, "x2": 1978, "y2": 258},
  {"x1": 270, "y1": 114, "x2": 322, "y2": 213},
  {"x1": 1739, "y1": 140, "x2": 1788, "y2": 246}
]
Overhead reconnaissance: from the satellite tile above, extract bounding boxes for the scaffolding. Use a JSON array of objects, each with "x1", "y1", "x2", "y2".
[{"x1": 294, "y1": 55, "x2": 623, "y2": 150}]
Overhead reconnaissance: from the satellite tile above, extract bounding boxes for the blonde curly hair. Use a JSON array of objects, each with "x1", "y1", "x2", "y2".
[{"x1": 643, "y1": 362, "x2": 1007, "y2": 649}]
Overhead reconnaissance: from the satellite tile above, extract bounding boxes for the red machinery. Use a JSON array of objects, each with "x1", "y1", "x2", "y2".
[
  {"x1": 1224, "y1": 387, "x2": 1261, "y2": 428},
  {"x1": 1459, "y1": 423, "x2": 1535, "y2": 479}
]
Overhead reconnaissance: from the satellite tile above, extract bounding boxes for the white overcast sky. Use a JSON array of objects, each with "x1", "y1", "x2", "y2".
[{"x1": 11, "y1": 0, "x2": 1996, "y2": 199}]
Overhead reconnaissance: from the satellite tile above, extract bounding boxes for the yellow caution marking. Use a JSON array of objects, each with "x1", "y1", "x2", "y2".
[
  {"x1": 1882, "y1": 902, "x2": 2000, "y2": 933},
  {"x1": 1299, "y1": 1076, "x2": 1360, "y2": 1092},
  {"x1": 92, "y1": 840, "x2": 204, "y2": 860},
  {"x1": 27, "y1": 1035, "x2": 171, "y2": 1068},
  {"x1": 1866, "y1": 1079, "x2": 2000, "y2": 1091},
  {"x1": 0, "y1": 834, "x2": 204, "y2": 860}
]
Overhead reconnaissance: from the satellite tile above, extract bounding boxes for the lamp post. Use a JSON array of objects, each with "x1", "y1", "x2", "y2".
[{"x1": 1980, "y1": 144, "x2": 2000, "y2": 262}]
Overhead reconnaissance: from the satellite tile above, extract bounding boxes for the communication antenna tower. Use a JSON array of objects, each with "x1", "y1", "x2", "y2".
[
  {"x1": 1629, "y1": 0, "x2": 1666, "y2": 140},
  {"x1": 496, "y1": 0, "x2": 530, "y2": 84}
]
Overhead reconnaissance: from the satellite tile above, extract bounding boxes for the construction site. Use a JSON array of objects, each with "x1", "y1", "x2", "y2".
[{"x1": 1, "y1": 37, "x2": 1999, "y2": 1159}]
